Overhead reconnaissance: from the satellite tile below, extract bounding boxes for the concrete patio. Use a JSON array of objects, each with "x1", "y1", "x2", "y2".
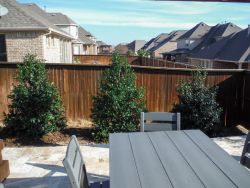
[{"x1": 2, "y1": 135, "x2": 246, "y2": 188}]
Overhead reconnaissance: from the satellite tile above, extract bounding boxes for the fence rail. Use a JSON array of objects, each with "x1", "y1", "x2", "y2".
[
  {"x1": 0, "y1": 63, "x2": 248, "y2": 127},
  {"x1": 73, "y1": 55, "x2": 196, "y2": 69}
]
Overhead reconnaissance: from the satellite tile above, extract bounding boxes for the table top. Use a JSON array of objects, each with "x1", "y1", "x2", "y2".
[{"x1": 109, "y1": 130, "x2": 250, "y2": 188}]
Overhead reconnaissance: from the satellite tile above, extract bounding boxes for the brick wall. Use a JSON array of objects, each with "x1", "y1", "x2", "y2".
[{"x1": 5, "y1": 31, "x2": 44, "y2": 62}]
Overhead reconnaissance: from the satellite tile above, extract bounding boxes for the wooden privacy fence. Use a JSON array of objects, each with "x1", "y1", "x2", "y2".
[
  {"x1": 74, "y1": 55, "x2": 196, "y2": 69},
  {"x1": 0, "y1": 63, "x2": 248, "y2": 127}
]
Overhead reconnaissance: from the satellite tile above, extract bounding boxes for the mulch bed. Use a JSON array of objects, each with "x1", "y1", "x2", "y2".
[
  {"x1": 0, "y1": 120, "x2": 248, "y2": 147},
  {"x1": 0, "y1": 119, "x2": 97, "y2": 147}
]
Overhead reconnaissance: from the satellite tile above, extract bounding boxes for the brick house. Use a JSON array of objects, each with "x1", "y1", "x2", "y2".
[
  {"x1": 0, "y1": 0, "x2": 74, "y2": 63},
  {"x1": 46, "y1": 12, "x2": 98, "y2": 55}
]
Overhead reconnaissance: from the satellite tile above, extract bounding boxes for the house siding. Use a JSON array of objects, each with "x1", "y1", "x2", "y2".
[
  {"x1": 42, "y1": 34, "x2": 73, "y2": 63},
  {"x1": 151, "y1": 42, "x2": 177, "y2": 58},
  {"x1": 177, "y1": 39, "x2": 202, "y2": 50},
  {"x1": 43, "y1": 34, "x2": 61, "y2": 63},
  {"x1": 5, "y1": 31, "x2": 44, "y2": 62}
]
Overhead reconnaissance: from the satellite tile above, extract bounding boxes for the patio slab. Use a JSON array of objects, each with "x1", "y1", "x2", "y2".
[{"x1": 2, "y1": 135, "x2": 246, "y2": 188}]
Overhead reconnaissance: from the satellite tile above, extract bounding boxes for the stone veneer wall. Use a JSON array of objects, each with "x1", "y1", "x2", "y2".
[{"x1": 5, "y1": 31, "x2": 44, "y2": 62}]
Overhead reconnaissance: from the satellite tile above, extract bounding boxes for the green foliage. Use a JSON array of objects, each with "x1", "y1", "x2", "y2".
[
  {"x1": 92, "y1": 54, "x2": 146, "y2": 141},
  {"x1": 174, "y1": 70, "x2": 222, "y2": 136},
  {"x1": 4, "y1": 54, "x2": 66, "y2": 137},
  {"x1": 127, "y1": 50, "x2": 135, "y2": 56},
  {"x1": 74, "y1": 57, "x2": 81, "y2": 64},
  {"x1": 137, "y1": 49, "x2": 150, "y2": 57}
]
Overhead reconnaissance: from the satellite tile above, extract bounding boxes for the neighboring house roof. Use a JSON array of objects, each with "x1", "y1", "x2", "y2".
[
  {"x1": 47, "y1": 13, "x2": 77, "y2": 25},
  {"x1": 143, "y1": 33, "x2": 169, "y2": 51},
  {"x1": 162, "y1": 48, "x2": 191, "y2": 55},
  {"x1": 190, "y1": 35, "x2": 232, "y2": 60},
  {"x1": 78, "y1": 27, "x2": 92, "y2": 37},
  {"x1": 127, "y1": 40, "x2": 146, "y2": 52},
  {"x1": 178, "y1": 22, "x2": 211, "y2": 40},
  {"x1": 217, "y1": 28, "x2": 250, "y2": 62},
  {"x1": 191, "y1": 23, "x2": 242, "y2": 53},
  {"x1": 190, "y1": 27, "x2": 250, "y2": 62},
  {"x1": 78, "y1": 27, "x2": 95, "y2": 45},
  {"x1": 97, "y1": 41, "x2": 111, "y2": 47},
  {"x1": 114, "y1": 43, "x2": 129, "y2": 54},
  {"x1": 0, "y1": 0, "x2": 73, "y2": 39},
  {"x1": 149, "y1": 30, "x2": 187, "y2": 52}
]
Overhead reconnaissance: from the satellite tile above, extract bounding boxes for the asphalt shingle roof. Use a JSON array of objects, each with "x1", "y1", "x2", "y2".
[
  {"x1": 0, "y1": 0, "x2": 73, "y2": 38},
  {"x1": 0, "y1": 0, "x2": 46, "y2": 29},
  {"x1": 78, "y1": 27, "x2": 92, "y2": 37},
  {"x1": 149, "y1": 30, "x2": 187, "y2": 52},
  {"x1": 178, "y1": 22, "x2": 211, "y2": 40},
  {"x1": 142, "y1": 33, "x2": 169, "y2": 51},
  {"x1": 218, "y1": 28, "x2": 250, "y2": 62},
  {"x1": 191, "y1": 23, "x2": 242, "y2": 53},
  {"x1": 190, "y1": 35, "x2": 232, "y2": 60},
  {"x1": 47, "y1": 13, "x2": 76, "y2": 25},
  {"x1": 97, "y1": 41, "x2": 111, "y2": 47},
  {"x1": 190, "y1": 27, "x2": 250, "y2": 62},
  {"x1": 127, "y1": 40, "x2": 146, "y2": 52},
  {"x1": 78, "y1": 27, "x2": 95, "y2": 44}
]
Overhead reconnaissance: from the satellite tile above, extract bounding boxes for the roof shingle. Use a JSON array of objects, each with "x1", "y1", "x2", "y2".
[
  {"x1": 178, "y1": 22, "x2": 211, "y2": 40},
  {"x1": 0, "y1": 0, "x2": 73, "y2": 38}
]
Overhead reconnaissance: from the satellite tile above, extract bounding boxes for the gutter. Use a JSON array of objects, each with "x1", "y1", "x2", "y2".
[{"x1": 0, "y1": 27, "x2": 74, "y2": 40}]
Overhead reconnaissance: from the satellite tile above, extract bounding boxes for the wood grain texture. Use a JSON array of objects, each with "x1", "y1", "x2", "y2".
[
  {"x1": 110, "y1": 130, "x2": 250, "y2": 188},
  {"x1": 0, "y1": 63, "x2": 246, "y2": 127}
]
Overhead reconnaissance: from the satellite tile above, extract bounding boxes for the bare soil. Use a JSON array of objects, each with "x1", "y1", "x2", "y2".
[
  {"x1": 0, "y1": 120, "x2": 247, "y2": 147},
  {"x1": 0, "y1": 119, "x2": 97, "y2": 147}
]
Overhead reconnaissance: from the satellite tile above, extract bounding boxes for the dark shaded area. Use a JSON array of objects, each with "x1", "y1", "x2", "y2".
[
  {"x1": 0, "y1": 126, "x2": 95, "y2": 147},
  {"x1": 0, "y1": 35, "x2": 7, "y2": 62}
]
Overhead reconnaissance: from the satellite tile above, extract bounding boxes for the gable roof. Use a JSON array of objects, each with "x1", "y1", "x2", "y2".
[
  {"x1": 142, "y1": 33, "x2": 169, "y2": 51},
  {"x1": 78, "y1": 27, "x2": 95, "y2": 44},
  {"x1": 0, "y1": 0, "x2": 73, "y2": 39},
  {"x1": 114, "y1": 43, "x2": 129, "y2": 54},
  {"x1": 142, "y1": 37, "x2": 155, "y2": 51},
  {"x1": 190, "y1": 34, "x2": 232, "y2": 60},
  {"x1": 47, "y1": 13, "x2": 77, "y2": 25},
  {"x1": 178, "y1": 22, "x2": 211, "y2": 40},
  {"x1": 97, "y1": 41, "x2": 111, "y2": 47},
  {"x1": 190, "y1": 27, "x2": 250, "y2": 62},
  {"x1": 191, "y1": 23, "x2": 242, "y2": 53},
  {"x1": 127, "y1": 40, "x2": 146, "y2": 52},
  {"x1": 149, "y1": 30, "x2": 187, "y2": 52},
  {"x1": 217, "y1": 28, "x2": 250, "y2": 62},
  {"x1": 78, "y1": 27, "x2": 92, "y2": 37}
]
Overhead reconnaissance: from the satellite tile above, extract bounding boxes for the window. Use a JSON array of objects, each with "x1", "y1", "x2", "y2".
[{"x1": 0, "y1": 34, "x2": 7, "y2": 61}]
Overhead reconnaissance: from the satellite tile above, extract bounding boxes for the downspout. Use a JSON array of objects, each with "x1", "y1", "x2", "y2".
[
  {"x1": 238, "y1": 62, "x2": 242, "y2": 69},
  {"x1": 44, "y1": 29, "x2": 52, "y2": 36},
  {"x1": 43, "y1": 30, "x2": 51, "y2": 63}
]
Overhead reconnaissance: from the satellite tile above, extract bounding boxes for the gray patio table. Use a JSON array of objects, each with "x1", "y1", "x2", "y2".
[{"x1": 109, "y1": 130, "x2": 250, "y2": 188}]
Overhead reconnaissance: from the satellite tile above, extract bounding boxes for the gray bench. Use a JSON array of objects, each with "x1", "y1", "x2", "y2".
[
  {"x1": 140, "y1": 112, "x2": 181, "y2": 132},
  {"x1": 63, "y1": 135, "x2": 109, "y2": 188},
  {"x1": 241, "y1": 129, "x2": 250, "y2": 170}
]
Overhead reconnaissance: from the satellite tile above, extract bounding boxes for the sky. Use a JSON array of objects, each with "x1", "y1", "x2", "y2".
[{"x1": 18, "y1": 0, "x2": 250, "y2": 45}]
